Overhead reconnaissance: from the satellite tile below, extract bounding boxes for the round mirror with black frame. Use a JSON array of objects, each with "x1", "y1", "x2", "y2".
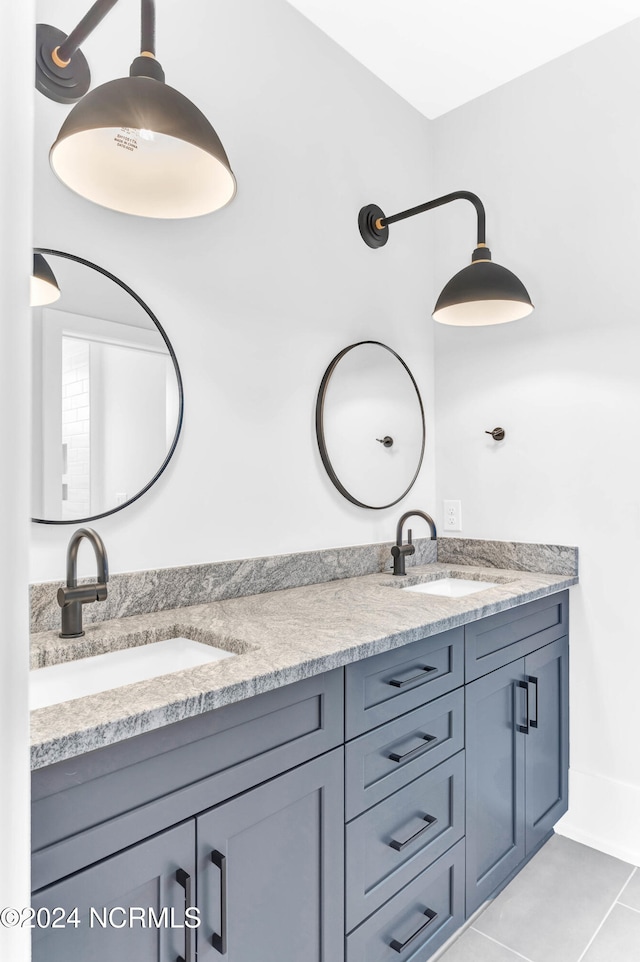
[
  {"x1": 32, "y1": 249, "x2": 184, "y2": 524},
  {"x1": 316, "y1": 340, "x2": 425, "y2": 509}
]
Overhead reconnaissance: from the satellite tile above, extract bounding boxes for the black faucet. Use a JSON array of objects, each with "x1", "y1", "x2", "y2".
[
  {"x1": 391, "y1": 509, "x2": 437, "y2": 576},
  {"x1": 57, "y1": 528, "x2": 109, "y2": 638}
]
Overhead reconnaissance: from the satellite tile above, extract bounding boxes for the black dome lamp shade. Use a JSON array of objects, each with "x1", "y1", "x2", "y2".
[
  {"x1": 36, "y1": 0, "x2": 236, "y2": 219},
  {"x1": 358, "y1": 191, "x2": 533, "y2": 327},
  {"x1": 50, "y1": 68, "x2": 237, "y2": 219},
  {"x1": 31, "y1": 252, "x2": 61, "y2": 307}
]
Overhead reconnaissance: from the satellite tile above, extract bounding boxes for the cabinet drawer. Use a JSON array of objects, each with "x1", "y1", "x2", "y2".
[
  {"x1": 346, "y1": 838, "x2": 465, "y2": 962},
  {"x1": 345, "y1": 627, "x2": 464, "y2": 739},
  {"x1": 346, "y1": 752, "x2": 464, "y2": 931},
  {"x1": 32, "y1": 669, "x2": 343, "y2": 890},
  {"x1": 345, "y1": 689, "x2": 464, "y2": 819},
  {"x1": 465, "y1": 591, "x2": 568, "y2": 681}
]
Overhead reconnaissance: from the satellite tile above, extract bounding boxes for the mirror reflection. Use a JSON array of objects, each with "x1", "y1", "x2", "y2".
[
  {"x1": 316, "y1": 341, "x2": 425, "y2": 509},
  {"x1": 31, "y1": 250, "x2": 183, "y2": 523}
]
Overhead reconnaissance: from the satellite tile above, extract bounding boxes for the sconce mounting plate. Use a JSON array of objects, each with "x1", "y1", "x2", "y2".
[
  {"x1": 35, "y1": 24, "x2": 91, "y2": 105},
  {"x1": 358, "y1": 204, "x2": 389, "y2": 249}
]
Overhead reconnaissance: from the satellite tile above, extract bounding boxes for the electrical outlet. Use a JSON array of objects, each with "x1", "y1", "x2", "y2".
[{"x1": 443, "y1": 499, "x2": 462, "y2": 531}]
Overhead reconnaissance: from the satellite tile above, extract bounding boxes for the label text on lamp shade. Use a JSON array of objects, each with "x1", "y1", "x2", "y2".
[
  {"x1": 114, "y1": 129, "x2": 138, "y2": 152},
  {"x1": 114, "y1": 128, "x2": 155, "y2": 152}
]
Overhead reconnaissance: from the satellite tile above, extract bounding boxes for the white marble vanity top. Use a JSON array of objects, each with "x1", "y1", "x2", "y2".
[{"x1": 29, "y1": 553, "x2": 578, "y2": 770}]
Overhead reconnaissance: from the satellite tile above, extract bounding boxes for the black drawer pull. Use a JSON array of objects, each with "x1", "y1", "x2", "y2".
[
  {"x1": 176, "y1": 868, "x2": 193, "y2": 962},
  {"x1": 390, "y1": 814, "x2": 438, "y2": 851},
  {"x1": 527, "y1": 674, "x2": 539, "y2": 728},
  {"x1": 389, "y1": 733, "x2": 437, "y2": 763},
  {"x1": 389, "y1": 665, "x2": 437, "y2": 688},
  {"x1": 211, "y1": 850, "x2": 227, "y2": 955},
  {"x1": 516, "y1": 680, "x2": 529, "y2": 735},
  {"x1": 390, "y1": 907, "x2": 438, "y2": 953}
]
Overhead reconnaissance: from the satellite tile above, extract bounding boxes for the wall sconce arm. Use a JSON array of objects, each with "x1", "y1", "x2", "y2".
[
  {"x1": 141, "y1": 0, "x2": 156, "y2": 57},
  {"x1": 359, "y1": 190, "x2": 487, "y2": 250},
  {"x1": 56, "y1": 0, "x2": 121, "y2": 64},
  {"x1": 36, "y1": 0, "x2": 120, "y2": 104}
]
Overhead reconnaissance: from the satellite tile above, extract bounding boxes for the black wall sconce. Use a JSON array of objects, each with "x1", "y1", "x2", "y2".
[
  {"x1": 35, "y1": 0, "x2": 236, "y2": 219},
  {"x1": 359, "y1": 191, "x2": 533, "y2": 326}
]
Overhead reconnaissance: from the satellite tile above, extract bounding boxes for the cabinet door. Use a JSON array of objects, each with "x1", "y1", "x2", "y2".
[
  {"x1": 32, "y1": 821, "x2": 195, "y2": 962},
  {"x1": 525, "y1": 635, "x2": 569, "y2": 853},
  {"x1": 465, "y1": 659, "x2": 526, "y2": 916},
  {"x1": 197, "y1": 748, "x2": 344, "y2": 962}
]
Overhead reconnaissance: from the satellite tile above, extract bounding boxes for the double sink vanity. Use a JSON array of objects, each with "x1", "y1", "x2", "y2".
[{"x1": 29, "y1": 538, "x2": 577, "y2": 962}]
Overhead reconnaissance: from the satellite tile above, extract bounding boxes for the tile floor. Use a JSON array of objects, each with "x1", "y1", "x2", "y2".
[{"x1": 437, "y1": 835, "x2": 640, "y2": 962}]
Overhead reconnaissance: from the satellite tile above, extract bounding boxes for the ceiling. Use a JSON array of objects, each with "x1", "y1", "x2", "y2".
[{"x1": 287, "y1": 0, "x2": 640, "y2": 118}]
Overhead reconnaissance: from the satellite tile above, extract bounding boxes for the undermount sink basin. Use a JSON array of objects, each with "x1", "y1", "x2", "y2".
[
  {"x1": 30, "y1": 637, "x2": 236, "y2": 711},
  {"x1": 403, "y1": 577, "x2": 498, "y2": 597}
]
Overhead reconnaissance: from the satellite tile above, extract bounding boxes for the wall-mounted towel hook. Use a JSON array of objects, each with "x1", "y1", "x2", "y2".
[{"x1": 485, "y1": 427, "x2": 505, "y2": 441}]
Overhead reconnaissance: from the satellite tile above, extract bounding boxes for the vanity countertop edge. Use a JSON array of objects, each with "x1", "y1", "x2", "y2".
[{"x1": 30, "y1": 561, "x2": 578, "y2": 769}]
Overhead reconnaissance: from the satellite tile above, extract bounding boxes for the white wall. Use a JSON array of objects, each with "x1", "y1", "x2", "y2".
[
  {"x1": 432, "y1": 20, "x2": 640, "y2": 864},
  {"x1": 31, "y1": 0, "x2": 437, "y2": 582},
  {"x1": 0, "y1": 1, "x2": 33, "y2": 955}
]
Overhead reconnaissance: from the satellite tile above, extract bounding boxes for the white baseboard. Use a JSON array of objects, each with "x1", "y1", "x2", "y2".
[{"x1": 555, "y1": 768, "x2": 640, "y2": 867}]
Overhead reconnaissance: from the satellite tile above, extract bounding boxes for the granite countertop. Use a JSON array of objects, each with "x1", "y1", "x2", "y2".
[{"x1": 30, "y1": 561, "x2": 578, "y2": 770}]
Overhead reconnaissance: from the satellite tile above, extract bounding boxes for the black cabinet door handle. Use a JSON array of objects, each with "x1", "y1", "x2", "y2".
[
  {"x1": 176, "y1": 868, "x2": 192, "y2": 962},
  {"x1": 516, "y1": 680, "x2": 530, "y2": 734},
  {"x1": 389, "y1": 814, "x2": 438, "y2": 851},
  {"x1": 211, "y1": 850, "x2": 227, "y2": 955},
  {"x1": 527, "y1": 674, "x2": 539, "y2": 728},
  {"x1": 389, "y1": 733, "x2": 437, "y2": 763},
  {"x1": 389, "y1": 665, "x2": 437, "y2": 688},
  {"x1": 390, "y1": 907, "x2": 438, "y2": 952}
]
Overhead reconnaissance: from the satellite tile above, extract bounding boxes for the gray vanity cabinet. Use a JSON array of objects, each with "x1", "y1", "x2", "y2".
[
  {"x1": 33, "y1": 751, "x2": 344, "y2": 962},
  {"x1": 31, "y1": 670, "x2": 345, "y2": 962},
  {"x1": 31, "y1": 590, "x2": 571, "y2": 962},
  {"x1": 31, "y1": 821, "x2": 195, "y2": 962},
  {"x1": 465, "y1": 628, "x2": 569, "y2": 916},
  {"x1": 196, "y1": 748, "x2": 344, "y2": 962}
]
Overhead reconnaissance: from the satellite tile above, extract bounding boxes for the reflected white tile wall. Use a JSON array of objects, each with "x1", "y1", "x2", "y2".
[{"x1": 61, "y1": 336, "x2": 90, "y2": 519}]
